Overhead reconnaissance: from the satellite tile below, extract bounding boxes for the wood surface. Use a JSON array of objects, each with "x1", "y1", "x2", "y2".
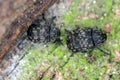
[{"x1": 0, "y1": 0, "x2": 57, "y2": 62}]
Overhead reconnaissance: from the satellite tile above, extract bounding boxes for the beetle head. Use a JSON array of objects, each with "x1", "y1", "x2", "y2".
[{"x1": 92, "y1": 29, "x2": 107, "y2": 46}]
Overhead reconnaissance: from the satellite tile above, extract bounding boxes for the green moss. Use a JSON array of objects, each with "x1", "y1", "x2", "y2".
[{"x1": 42, "y1": 78, "x2": 50, "y2": 80}]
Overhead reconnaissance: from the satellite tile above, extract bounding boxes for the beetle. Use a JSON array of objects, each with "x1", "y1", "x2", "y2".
[
  {"x1": 27, "y1": 14, "x2": 60, "y2": 43},
  {"x1": 60, "y1": 27, "x2": 110, "y2": 68},
  {"x1": 66, "y1": 27, "x2": 109, "y2": 54}
]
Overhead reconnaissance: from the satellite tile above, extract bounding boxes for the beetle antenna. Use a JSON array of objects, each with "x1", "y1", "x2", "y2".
[{"x1": 97, "y1": 47, "x2": 111, "y2": 55}]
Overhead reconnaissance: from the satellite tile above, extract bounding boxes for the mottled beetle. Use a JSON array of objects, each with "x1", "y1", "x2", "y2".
[
  {"x1": 27, "y1": 14, "x2": 60, "y2": 43},
  {"x1": 60, "y1": 27, "x2": 110, "y2": 68},
  {"x1": 66, "y1": 27, "x2": 109, "y2": 54}
]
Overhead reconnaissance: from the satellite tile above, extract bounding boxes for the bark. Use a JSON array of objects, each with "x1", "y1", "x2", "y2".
[{"x1": 0, "y1": 0, "x2": 57, "y2": 62}]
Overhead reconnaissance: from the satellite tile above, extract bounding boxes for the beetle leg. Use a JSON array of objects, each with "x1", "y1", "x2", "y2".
[
  {"x1": 97, "y1": 47, "x2": 111, "y2": 55},
  {"x1": 65, "y1": 29, "x2": 72, "y2": 35},
  {"x1": 88, "y1": 49, "x2": 94, "y2": 57}
]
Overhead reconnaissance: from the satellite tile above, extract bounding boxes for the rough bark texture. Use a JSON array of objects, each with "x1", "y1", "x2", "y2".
[{"x1": 0, "y1": 0, "x2": 57, "y2": 62}]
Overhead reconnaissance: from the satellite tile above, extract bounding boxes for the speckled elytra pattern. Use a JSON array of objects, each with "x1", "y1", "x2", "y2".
[
  {"x1": 27, "y1": 15, "x2": 60, "y2": 43},
  {"x1": 66, "y1": 28, "x2": 107, "y2": 52}
]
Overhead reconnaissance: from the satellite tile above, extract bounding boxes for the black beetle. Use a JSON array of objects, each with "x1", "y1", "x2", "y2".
[
  {"x1": 27, "y1": 15, "x2": 60, "y2": 43},
  {"x1": 66, "y1": 27, "x2": 109, "y2": 54},
  {"x1": 59, "y1": 27, "x2": 110, "y2": 68}
]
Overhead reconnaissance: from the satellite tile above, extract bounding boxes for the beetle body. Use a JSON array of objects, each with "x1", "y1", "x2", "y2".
[
  {"x1": 66, "y1": 27, "x2": 107, "y2": 52},
  {"x1": 27, "y1": 16, "x2": 60, "y2": 43}
]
